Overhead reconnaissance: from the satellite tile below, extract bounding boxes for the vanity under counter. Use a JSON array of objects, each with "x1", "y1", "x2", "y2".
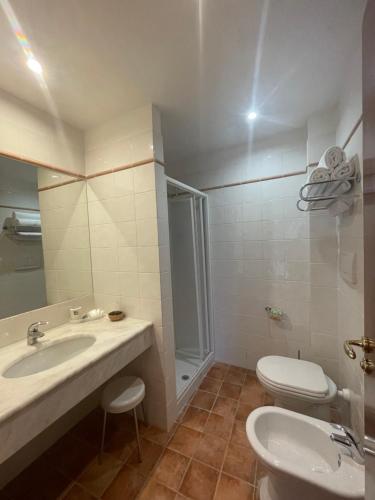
[{"x1": 0, "y1": 317, "x2": 153, "y2": 464}]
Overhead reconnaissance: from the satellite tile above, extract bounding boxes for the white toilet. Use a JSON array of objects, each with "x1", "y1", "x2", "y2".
[
  {"x1": 256, "y1": 355, "x2": 337, "y2": 420},
  {"x1": 246, "y1": 406, "x2": 364, "y2": 500}
]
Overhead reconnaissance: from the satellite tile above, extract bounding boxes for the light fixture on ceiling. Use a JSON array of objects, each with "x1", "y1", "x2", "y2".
[
  {"x1": 247, "y1": 111, "x2": 257, "y2": 121},
  {"x1": 26, "y1": 57, "x2": 43, "y2": 75}
]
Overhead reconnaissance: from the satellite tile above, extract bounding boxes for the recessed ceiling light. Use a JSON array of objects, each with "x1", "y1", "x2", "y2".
[
  {"x1": 26, "y1": 57, "x2": 43, "y2": 75},
  {"x1": 247, "y1": 111, "x2": 257, "y2": 121}
]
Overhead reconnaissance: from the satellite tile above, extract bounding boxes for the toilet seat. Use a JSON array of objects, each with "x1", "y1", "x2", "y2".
[
  {"x1": 257, "y1": 369, "x2": 337, "y2": 403},
  {"x1": 257, "y1": 355, "x2": 328, "y2": 397}
]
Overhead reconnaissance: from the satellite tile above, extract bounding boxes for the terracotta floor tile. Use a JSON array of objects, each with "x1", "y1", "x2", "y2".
[
  {"x1": 242, "y1": 373, "x2": 260, "y2": 388},
  {"x1": 204, "y1": 413, "x2": 233, "y2": 440},
  {"x1": 190, "y1": 390, "x2": 216, "y2": 411},
  {"x1": 168, "y1": 426, "x2": 203, "y2": 457},
  {"x1": 179, "y1": 460, "x2": 219, "y2": 500},
  {"x1": 77, "y1": 453, "x2": 122, "y2": 497},
  {"x1": 142, "y1": 424, "x2": 177, "y2": 447},
  {"x1": 139, "y1": 480, "x2": 176, "y2": 499},
  {"x1": 47, "y1": 433, "x2": 97, "y2": 480},
  {"x1": 264, "y1": 393, "x2": 274, "y2": 406},
  {"x1": 102, "y1": 415, "x2": 139, "y2": 460},
  {"x1": 222, "y1": 442, "x2": 256, "y2": 483},
  {"x1": 211, "y1": 397, "x2": 238, "y2": 419},
  {"x1": 2, "y1": 454, "x2": 72, "y2": 500},
  {"x1": 126, "y1": 438, "x2": 163, "y2": 477},
  {"x1": 152, "y1": 449, "x2": 189, "y2": 490},
  {"x1": 215, "y1": 473, "x2": 254, "y2": 500},
  {"x1": 231, "y1": 420, "x2": 250, "y2": 449},
  {"x1": 102, "y1": 464, "x2": 145, "y2": 499},
  {"x1": 207, "y1": 366, "x2": 227, "y2": 380},
  {"x1": 181, "y1": 406, "x2": 209, "y2": 432},
  {"x1": 255, "y1": 460, "x2": 268, "y2": 487},
  {"x1": 193, "y1": 432, "x2": 227, "y2": 470},
  {"x1": 239, "y1": 384, "x2": 265, "y2": 406},
  {"x1": 219, "y1": 382, "x2": 242, "y2": 400},
  {"x1": 224, "y1": 370, "x2": 246, "y2": 386},
  {"x1": 62, "y1": 484, "x2": 96, "y2": 500},
  {"x1": 70, "y1": 408, "x2": 104, "y2": 446},
  {"x1": 236, "y1": 402, "x2": 258, "y2": 422},
  {"x1": 199, "y1": 376, "x2": 222, "y2": 394},
  {"x1": 213, "y1": 362, "x2": 229, "y2": 370}
]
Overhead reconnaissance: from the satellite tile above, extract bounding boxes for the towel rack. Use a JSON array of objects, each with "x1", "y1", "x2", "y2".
[{"x1": 296, "y1": 161, "x2": 360, "y2": 213}]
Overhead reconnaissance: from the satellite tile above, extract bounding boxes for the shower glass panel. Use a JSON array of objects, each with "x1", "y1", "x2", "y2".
[{"x1": 167, "y1": 178, "x2": 212, "y2": 398}]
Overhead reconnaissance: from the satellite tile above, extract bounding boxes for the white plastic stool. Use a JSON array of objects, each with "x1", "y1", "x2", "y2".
[{"x1": 100, "y1": 376, "x2": 146, "y2": 462}]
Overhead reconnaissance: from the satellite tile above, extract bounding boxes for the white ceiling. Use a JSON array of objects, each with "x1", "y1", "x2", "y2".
[{"x1": 0, "y1": 0, "x2": 365, "y2": 165}]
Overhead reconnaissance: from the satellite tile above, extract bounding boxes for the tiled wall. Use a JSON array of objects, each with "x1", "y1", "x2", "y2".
[
  {"x1": 0, "y1": 88, "x2": 84, "y2": 175},
  {"x1": 39, "y1": 180, "x2": 93, "y2": 303},
  {"x1": 335, "y1": 43, "x2": 364, "y2": 437},
  {"x1": 208, "y1": 175, "x2": 339, "y2": 379},
  {"x1": 86, "y1": 163, "x2": 176, "y2": 429},
  {"x1": 172, "y1": 128, "x2": 307, "y2": 190},
  {"x1": 85, "y1": 105, "x2": 159, "y2": 176},
  {"x1": 85, "y1": 108, "x2": 176, "y2": 430}
]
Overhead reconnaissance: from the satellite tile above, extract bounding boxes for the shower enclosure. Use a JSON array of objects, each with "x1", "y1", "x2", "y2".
[{"x1": 167, "y1": 177, "x2": 213, "y2": 401}]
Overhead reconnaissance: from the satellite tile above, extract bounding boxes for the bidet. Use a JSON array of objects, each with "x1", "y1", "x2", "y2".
[{"x1": 246, "y1": 406, "x2": 364, "y2": 500}]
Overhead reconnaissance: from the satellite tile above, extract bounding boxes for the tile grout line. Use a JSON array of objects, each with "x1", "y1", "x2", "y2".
[
  {"x1": 173, "y1": 364, "x2": 228, "y2": 498},
  {"x1": 212, "y1": 373, "x2": 240, "y2": 500}
]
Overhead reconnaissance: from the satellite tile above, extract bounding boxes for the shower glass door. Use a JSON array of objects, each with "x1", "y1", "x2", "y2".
[{"x1": 167, "y1": 178, "x2": 212, "y2": 395}]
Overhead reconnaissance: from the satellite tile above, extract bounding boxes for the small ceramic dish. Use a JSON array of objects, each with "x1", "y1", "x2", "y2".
[{"x1": 108, "y1": 310, "x2": 125, "y2": 322}]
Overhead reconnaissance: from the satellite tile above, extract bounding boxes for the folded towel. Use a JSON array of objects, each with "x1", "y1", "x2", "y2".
[
  {"x1": 321, "y1": 146, "x2": 346, "y2": 171},
  {"x1": 309, "y1": 167, "x2": 331, "y2": 183},
  {"x1": 331, "y1": 161, "x2": 355, "y2": 180},
  {"x1": 328, "y1": 197, "x2": 353, "y2": 216}
]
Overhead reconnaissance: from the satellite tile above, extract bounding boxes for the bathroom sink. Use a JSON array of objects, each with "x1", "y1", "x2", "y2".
[{"x1": 2, "y1": 335, "x2": 96, "y2": 378}]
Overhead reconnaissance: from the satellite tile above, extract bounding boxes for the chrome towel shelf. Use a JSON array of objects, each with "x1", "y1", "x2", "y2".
[{"x1": 297, "y1": 161, "x2": 360, "y2": 213}]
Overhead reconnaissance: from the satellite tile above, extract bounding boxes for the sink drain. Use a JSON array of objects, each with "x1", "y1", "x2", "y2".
[{"x1": 181, "y1": 374, "x2": 190, "y2": 381}]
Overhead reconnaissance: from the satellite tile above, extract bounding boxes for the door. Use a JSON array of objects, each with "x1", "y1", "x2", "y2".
[
  {"x1": 363, "y1": 1, "x2": 375, "y2": 496},
  {"x1": 168, "y1": 194, "x2": 202, "y2": 358}
]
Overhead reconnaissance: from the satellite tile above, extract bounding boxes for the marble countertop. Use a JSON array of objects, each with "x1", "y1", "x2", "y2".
[{"x1": 0, "y1": 317, "x2": 152, "y2": 424}]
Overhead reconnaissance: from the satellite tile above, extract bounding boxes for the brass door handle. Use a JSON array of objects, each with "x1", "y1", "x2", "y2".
[
  {"x1": 344, "y1": 337, "x2": 375, "y2": 359},
  {"x1": 360, "y1": 358, "x2": 375, "y2": 374}
]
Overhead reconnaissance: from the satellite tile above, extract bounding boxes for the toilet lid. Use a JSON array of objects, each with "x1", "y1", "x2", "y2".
[{"x1": 257, "y1": 356, "x2": 329, "y2": 397}]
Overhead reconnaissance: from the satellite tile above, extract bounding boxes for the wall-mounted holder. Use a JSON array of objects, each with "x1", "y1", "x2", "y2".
[
  {"x1": 296, "y1": 157, "x2": 361, "y2": 213},
  {"x1": 265, "y1": 306, "x2": 283, "y2": 321}
]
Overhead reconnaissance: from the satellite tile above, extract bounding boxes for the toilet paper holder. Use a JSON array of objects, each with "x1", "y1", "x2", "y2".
[{"x1": 265, "y1": 306, "x2": 283, "y2": 320}]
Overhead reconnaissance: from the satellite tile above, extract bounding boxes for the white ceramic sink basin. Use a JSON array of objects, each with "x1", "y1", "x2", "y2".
[{"x1": 2, "y1": 335, "x2": 96, "y2": 378}]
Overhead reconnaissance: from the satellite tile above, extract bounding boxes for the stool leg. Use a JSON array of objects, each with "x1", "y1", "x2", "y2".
[
  {"x1": 141, "y1": 401, "x2": 147, "y2": 426},
  {"x1": 133, "y1": 407, "x2": 142, "y2": 462},
  {"x1": 99, "y1": 410, "x2": 107, "y2": 464}
]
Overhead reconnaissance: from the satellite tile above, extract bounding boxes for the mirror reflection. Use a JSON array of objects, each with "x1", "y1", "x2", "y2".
[{"x1": 0, "y1": 156, "x2": 92, "y2": 319}]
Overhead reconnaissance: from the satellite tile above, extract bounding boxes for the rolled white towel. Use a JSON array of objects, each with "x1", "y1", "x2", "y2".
[
  {"x1": 328, "y1": 197, "x2": 353, "y2": 216},
  {"x1": 309, "y1": 167, "x2": 331, "y2": 183},
  {"x1": 331, "y1": 161, "x2": 355, "y2": 180},
  {"x1": 322, "y1": 146, "x2": 346, "y2": 171}
]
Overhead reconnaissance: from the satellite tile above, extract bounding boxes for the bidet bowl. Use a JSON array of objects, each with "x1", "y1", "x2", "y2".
[
  {"x1": 246, "y1": 406, "x2": 364, "y2": 500},
  {"x1": 2, "y1": 335, "x2": 96, "y2": 378}
]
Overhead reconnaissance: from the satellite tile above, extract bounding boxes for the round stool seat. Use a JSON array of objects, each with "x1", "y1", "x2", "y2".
[{"x1": 101, "y1": 376, "x2": 145, "y2": 414}]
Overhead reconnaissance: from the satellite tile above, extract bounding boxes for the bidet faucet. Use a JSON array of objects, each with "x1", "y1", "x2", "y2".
[
  {"x1": 330, "y1": 424, "x2": 365, "y2": 465},
  {"x1": 27, "y1": 321, "x2": 49, "y2": 346}
]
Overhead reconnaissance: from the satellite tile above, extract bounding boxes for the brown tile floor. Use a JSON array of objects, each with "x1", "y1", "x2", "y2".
[{"x1": 0, "y1": 363, "x2": 270, "y2": 500}]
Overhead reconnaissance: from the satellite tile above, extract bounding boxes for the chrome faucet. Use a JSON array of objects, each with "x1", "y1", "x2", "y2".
[
  {"x1": 330, "y1": 424, "x2": 365, "y2": 465},
  {"x1": 27, "y1": 321, "x2": 49, "y2": 346}
]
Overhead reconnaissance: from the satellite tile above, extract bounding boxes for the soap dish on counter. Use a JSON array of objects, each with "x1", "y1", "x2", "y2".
[{"x1": 108, "y1": 310, "x2": 125, "y2": 322}]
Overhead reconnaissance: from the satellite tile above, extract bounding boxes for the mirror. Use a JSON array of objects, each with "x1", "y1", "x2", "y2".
[{"x1": 0, "y1": 155, "x2": 92, "y2": 319}]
